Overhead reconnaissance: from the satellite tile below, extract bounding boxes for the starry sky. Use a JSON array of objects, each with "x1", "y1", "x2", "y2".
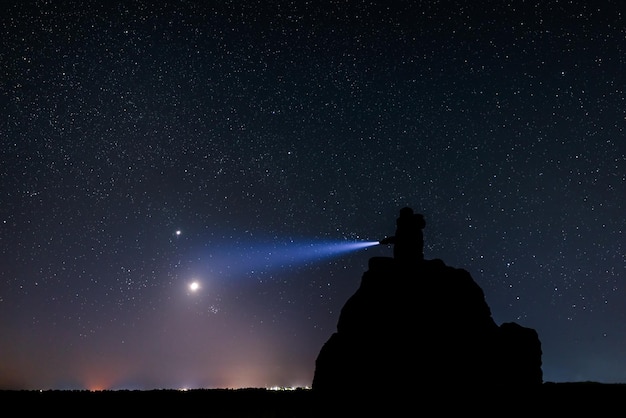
[{"x1": 1, "y1": 0, "x2": 625, "y2": 390}]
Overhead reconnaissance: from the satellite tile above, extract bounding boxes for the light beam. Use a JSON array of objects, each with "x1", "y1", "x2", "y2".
[{"x1": 197, "y1": 239, "x2": 380, "y2": 279}]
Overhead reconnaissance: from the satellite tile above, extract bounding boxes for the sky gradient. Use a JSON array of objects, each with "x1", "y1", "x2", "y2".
[{"x1": 1, "y1": 0, "x2": 625, "y2": 390}]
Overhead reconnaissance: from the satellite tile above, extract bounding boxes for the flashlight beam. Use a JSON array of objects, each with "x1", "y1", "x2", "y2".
[{"x1": 199, "y1": 239, "x2": 380, "y2": 278}]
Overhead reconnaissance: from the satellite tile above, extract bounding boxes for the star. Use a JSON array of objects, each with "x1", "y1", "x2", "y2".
[{"x1": 188, "y1": 281, "x2": 200, "y2": 293}]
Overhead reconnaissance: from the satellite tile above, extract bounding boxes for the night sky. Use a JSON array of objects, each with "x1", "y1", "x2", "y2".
[{"x1": 1, "y1": 0, "x2": 625, "y2": 390}]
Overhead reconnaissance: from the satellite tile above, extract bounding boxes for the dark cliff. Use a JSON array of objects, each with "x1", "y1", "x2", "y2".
[{"x1": 312, "y1": 256, "x2": 543, "y2": 394}]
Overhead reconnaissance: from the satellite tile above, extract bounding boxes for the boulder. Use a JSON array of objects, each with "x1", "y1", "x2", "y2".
[{"x1": 312, "y1": 256, "x2": 542, "y2": 395}]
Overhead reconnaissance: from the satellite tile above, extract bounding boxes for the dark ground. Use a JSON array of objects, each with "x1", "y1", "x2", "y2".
[{"x1": 2, "y1": 382, "x2": 625, "y2": 416}]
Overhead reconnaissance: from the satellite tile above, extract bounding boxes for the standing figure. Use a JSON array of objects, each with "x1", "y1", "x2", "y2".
[{"x1": 379, "y1": 207, "x2": 426, "y2": 263}]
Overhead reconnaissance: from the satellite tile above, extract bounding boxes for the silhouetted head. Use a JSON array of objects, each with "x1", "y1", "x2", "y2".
[{"x1": 399, "y1": 207, "x2": 414, "y2": 218}]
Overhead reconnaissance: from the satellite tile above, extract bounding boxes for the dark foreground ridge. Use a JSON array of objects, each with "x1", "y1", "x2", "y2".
[{"x1": 3, "y1": 384, "x2": 626, "y2": 416}]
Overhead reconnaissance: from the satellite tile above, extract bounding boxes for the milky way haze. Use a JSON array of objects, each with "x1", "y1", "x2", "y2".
[{"x1": 1, "y1": 1, "x2": 624, "y2": 390}]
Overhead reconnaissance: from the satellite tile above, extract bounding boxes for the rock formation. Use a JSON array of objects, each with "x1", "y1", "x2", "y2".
[{"x1": 312, "y1": 256, "x2": 543, "y2": 395}]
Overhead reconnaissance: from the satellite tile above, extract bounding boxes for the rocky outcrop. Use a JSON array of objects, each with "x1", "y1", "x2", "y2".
[{"x1": 312, "y1": 256, "x2": 542, "y2": 394}]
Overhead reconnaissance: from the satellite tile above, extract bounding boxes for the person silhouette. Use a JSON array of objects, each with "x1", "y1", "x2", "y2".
[{"x1": 379, "y1": 207, "x2": 425, "y2": 263}]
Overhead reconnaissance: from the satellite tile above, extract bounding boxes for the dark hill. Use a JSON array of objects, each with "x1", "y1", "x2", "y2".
[{"x1": 312, "y1": 256, "x2": 543, "y2": 396}]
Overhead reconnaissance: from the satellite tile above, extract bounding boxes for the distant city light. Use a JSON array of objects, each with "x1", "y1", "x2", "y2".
[{"x1": 267, "y1": 386, "x2": 310, "y2": 391}]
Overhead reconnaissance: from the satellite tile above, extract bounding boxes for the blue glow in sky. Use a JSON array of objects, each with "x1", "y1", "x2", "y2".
[{"x1": 196, "y1": 239, "x2": 380, "y2": 279}]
